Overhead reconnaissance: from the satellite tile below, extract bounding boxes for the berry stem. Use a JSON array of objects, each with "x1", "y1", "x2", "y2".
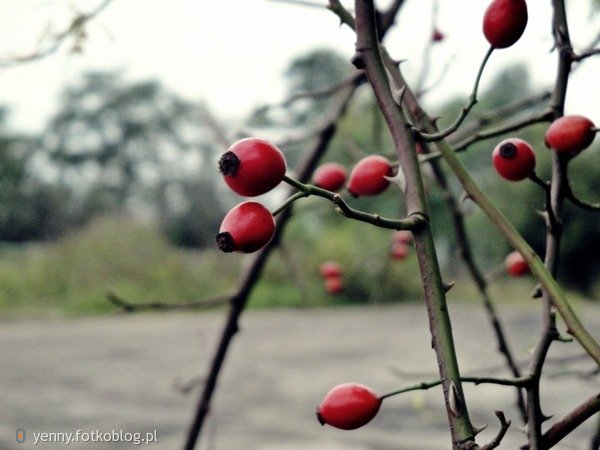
[
  {"x1": 379, "y1": 376, "x2": 531, "y2": 401},
  {"x1": 281, "y1": 174, "x2": 427, "y2": 230},
  {"x1": 416, "y1": 46, "x2": 494, "y2": 143}
]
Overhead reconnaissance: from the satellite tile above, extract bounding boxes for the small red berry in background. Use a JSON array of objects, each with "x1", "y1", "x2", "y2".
[
  {"x1": 316, "y1": 383, "x2": 381, "y2": 430},
  {"x1": 347, "y1": 155, "x2": 393, "y2": 197},
  {"x1": 216, "y1": 202, "x2": 275, "y2": 253},
  {"x1": 432, "y1": 28, "x2": 445, "y2": 43},
  {"x1": 505, "y1": 250, "x2": 529, "y2": 277},
  {"x1": 313, "y1": 162, "x2": 348, "y2": 192},
  {"x1": 219, "y1": 137, "x2": 286, "y2": 197},
  {"x1": 390, "y1": 242, "x2": 409, "y2": 261},
  {"x1": 393, "y1": 230, "x2": 413, "y2": 245},
  {"x1": 483, "y1": 0, "x2": 528, "y2": 49},
  {"x1": 319, "y1": 261, "x2": 342, "y2": 279},
  {"x1": 492, "y1": 138, "x2": 536, "y2": 181},
  {"x1": 544, "y1": 115, "x2": 596, "y2": 154},
  {"x1": 324, "y1": 276, "x2": 344, "y2": 295}
]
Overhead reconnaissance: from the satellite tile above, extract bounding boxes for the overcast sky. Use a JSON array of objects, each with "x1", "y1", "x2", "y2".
[{"x1": 0, "y1": 0, "x2": 598, "y2": 133}]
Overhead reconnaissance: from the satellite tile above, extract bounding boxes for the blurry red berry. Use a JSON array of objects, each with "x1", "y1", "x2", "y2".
[
  {"x1": 319, "y1": 261, "x2": 342, "y2": 279},
  {"x1": 390, "y1": 243, "x2": 409, "y2": 261},
  {"x1": 325, "y1": 276, "x2": 344, "y2": 295},
  {"x1": 219, "y1": 137, "x2": 286, "y2": 197},
  {"x1": 347, "y1": 155, "x2": 393, "y2": 197},
  {"x1": 216, "y1": 202, "x2": 275, "y2": 253},
  {"x1": 393, "y1": 230, "x2": 413, "y2": 245},
  {"x1": 483, "y1": 0, "x2": 528, "y2": 49},
  {"x1": 492, "y1": 138, "x2": 536, "y2": 181},
  {"x1": 313, "y1": 163, "x2": 348, "y2": 192},
  {"x1": 544, "y1": 115, "x2": 596, "y2": 154},
  {"x1": 505, "y1": 250, "x2": 529, "y2": 277},
  {"x1": 316, "y1": 383, "x2": 381, "y2": 430}
]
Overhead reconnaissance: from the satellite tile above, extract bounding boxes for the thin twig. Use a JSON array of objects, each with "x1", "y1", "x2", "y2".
[
  {"x1": 0, "y1": 0, "x2": 114, "y2": 68},
  {"x1": 416, "y1": 47, "x2": 494, "y2": 143},
  {"x1": 107, "y1": 292, "x2": 229, "y2": 312}
]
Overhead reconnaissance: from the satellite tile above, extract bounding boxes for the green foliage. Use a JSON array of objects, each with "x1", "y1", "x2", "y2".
[{"x1": 0, "y1": 216, "x2": 241, "y2": 318}]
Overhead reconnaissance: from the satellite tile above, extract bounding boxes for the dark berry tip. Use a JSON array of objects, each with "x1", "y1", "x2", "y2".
[
  {"x1": 216, "y1": 232, "x2": 235, "y2": 252},
  {"x1": 316, "y1": 410, "x2": 326, "y2": 426},
  {"x1": 499, "y1": 142, "x2": 517, "y2": 159},
  {"x1": 218, "y1": 151, "x2": 240, "y2": 176}
]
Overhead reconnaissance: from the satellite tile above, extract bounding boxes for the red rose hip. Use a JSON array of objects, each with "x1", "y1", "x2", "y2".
[
  {"x1": 347, "y1": 155, "x2": 393, "y2": 197},
  {"x1": 216, "y1": 201, "x2": 275, "y2": 253},
  {"x1": 312, "y1": 163, "x2": 347, "y2": 192},
  {"x1": 483, "y1": 0, "x2": 528, "y2": 49},
  {"x1": 219, "y1": 137, "x2": 286, "y2": 197},
  {"x1": 505, "y1": 250, "x2": 529, "y2": 277},
  {"x1": 544, "y1": 115, "x2": 596, "y2": 153},
  {"x1": 319, "y1": 261, "x2": 342, "y2": 279},
  {"x1": 316, "y1": 383, "x2": 381, "y2": 430},
  {"x1": 492, "y1": 138, "x2": 536, "y2": 181},
  {"x1": 324, "y1": 276, "x2": 344, "y2": 295}
]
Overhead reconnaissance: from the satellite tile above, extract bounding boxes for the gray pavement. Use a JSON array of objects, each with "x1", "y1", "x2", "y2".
[{"x1": 1, "y1": 302, "x2": 599, "y2": 449}]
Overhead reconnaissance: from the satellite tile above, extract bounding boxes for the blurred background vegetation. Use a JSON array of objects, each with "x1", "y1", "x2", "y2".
[{"x1": 0, "y1": 47, "x2": 598, "y2": 318}]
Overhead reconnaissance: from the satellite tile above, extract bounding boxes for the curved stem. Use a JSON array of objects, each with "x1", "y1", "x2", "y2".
[
  {"x1": 281, "y1": 175, "x2": 428, "y2": 230},
  {"x1": 417, "y1": 46, "x2": 494, "y2": 142}
]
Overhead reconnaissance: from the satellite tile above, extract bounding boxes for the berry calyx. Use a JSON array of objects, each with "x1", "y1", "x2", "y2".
[
  {"x1": 492, "y1": 138, "x2": 536, "y2": 181},
  {"x1": 312, "y1": 163, "x2": 348, "y2": 192},
  {"x1": 347, "y1": 155, "x2": 393, "y2": 197},
  {"x1": 319, "y1": 261, "x2": 342, "y2": 279},
  {"x1": 483, "y1": 0, "x2": 528, "y2": 49},
  {"x1": 216, "y1": 201, "x2": 275, "y2": 253},
  {"x1": 219, "y1": 137, "x2": 286, "y2": 197},
  {"x1": 316, "y1": 383, "x2": 382, "y2": 430},
  {"x1": 324, "y1": 276, "x2": 344, "y2": 295},
  {"x1": 544, "y1": 115, "x2": 596, "y2": 154},
  {"x1": 505, "y1": 250, "x2": 529, "y2": 277},
  {"x1": 432, "y1": 28, "x2": 445, "y2": 43}
]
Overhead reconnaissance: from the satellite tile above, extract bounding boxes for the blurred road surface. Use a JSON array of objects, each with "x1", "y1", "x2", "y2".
[{"x1": 1, "y1": 302, "x2": 598, "y2": 449}]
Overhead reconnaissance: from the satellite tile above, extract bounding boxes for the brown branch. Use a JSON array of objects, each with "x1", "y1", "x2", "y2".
[
  {"x1": 480, "y1": 411, "x2": 511, "y2": 450},
  {"x1": 281, "y1": 72, "x2": 366, "y2": 106},
  {"x1": 421, "y1": 141, "x2": 527, "y2": 423},
  {"x1": 0, "y1": 0, "x2": 114, "y2": 69},
  {"x1": 106, "y1": 292, "x2": 229, "y2": 312},
  {"x1": 521, "y1": 393, "x2": 600, "y2": 450},
  {"x1": 183, "y1": 80, "x2": 361, "y2": 450}
]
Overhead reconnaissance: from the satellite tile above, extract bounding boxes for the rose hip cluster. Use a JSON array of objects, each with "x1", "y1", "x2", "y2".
[
  {"x1": 216, "y1": 136, "x2": 398, "y2": 254},
  {"x1": 216, "y1": 138, "x2": 285, "y2": 253},
  {"x1": 491, "y1": 115, "x2": 596, "y2": 182},
  {"x1": 319, "y1": 261, "x2": 344, "y2": 295}
]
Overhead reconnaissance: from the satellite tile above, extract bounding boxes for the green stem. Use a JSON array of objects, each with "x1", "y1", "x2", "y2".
[
  {"x1": 380, "y1": 376, "x2": 531, "y2": 401},
  {"x1": 435, "y1": 139, "x2": 600, "y2": 367},
  {"x1": 281, "y1": 175, "x2": 427, "y2": 230}
]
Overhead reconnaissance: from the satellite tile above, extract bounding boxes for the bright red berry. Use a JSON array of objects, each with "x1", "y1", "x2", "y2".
[
  {"x1": 483, "y1": 0, "x2": 528, "y2": 49},
  {"x1": 505, "y1": 250, "x2": 529, "y2": 277},
  {"x1": 347, "y1": 155, "x2": 393, "y2": 197},
  {"x1": 216, "y1": 202, "x2": 275, "y2": 253},
  {"x1": 492, "y1": 138, "x2": 536, "y2": 181},
  {"x1": 319, "y1": 261, "x2": 342, "y2": 279},
  {"x1": 390, "y1": 242, "x2": 409, "y2": 261},
  {"x1": 324, "y1": 276, "x2": 344, "y2": 295},
  {"x1": 544, "y1": 115, "x2": 596, "y2": 154},
  {"x1": 219, "y1": 137, "x2": 286, "y2": 197},
  {"x1": 313, "y1": 163, "x2": 348, "y2": 192},
  {"x1": 393, "y1": 230, "x2": 413, "y2": 245},
  {"x1": 316, "y1": 383, "x2": 382, "y2": 430}
]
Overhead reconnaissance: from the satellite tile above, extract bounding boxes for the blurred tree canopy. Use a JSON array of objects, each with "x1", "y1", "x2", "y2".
[{"x1": 0, "y1": 73, "x2": 230, "y2": 247}]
